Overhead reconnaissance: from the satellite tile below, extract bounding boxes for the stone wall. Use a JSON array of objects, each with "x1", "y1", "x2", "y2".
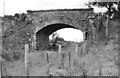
[
  {"x1": 27, "y1": 8, "x2": 94, "y2": 33},
  {"x1": 27, "y1": 8, "x2": 94, "y2": 50},
  {"x1": 2, "y1": 8, "x2": 94, "y2": 51}
]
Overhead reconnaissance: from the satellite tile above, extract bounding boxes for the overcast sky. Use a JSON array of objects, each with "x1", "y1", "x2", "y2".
[
  {"x1": 0, "y1": 0, "x2": 86, "y2": 16},
  {"x1": 0, "y1": 0, "x2": 107, "y2": 16},
  {"x1": 0, "y1": 0, "x2": 107, "y2": 42},
  {"x1": 49, "y1": 28, "x2": 84, "y2": 42}
]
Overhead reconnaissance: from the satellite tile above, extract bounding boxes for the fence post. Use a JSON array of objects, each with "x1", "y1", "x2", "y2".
[
  {"x1": 58, "y1": 44, "x2": 61, "y2": 53},
  {"x1": 75, "y1": 43, "x2": 78, "y2": 54},
  {"x1": 0, "y1": 62, "x2": 1, "y2": 78},
  {"x1": 32, "y1": 35, "x2": 36, "y2": 50},
  {"x1": 0, "y1": 17, "x2": 3, "y2": 77},
  {"x1": 69, "y1": 51, "x2": 71, "y2": 67},
  {"x1": 46, "y1": 52, "x2": 49, "y2": 64},
  {"x1": 83, "y1": 41, "x2": 86, "y2": 57},
  {"x1": 25, "y1": 44, "x2": 29, "y2": 76},
  {"x1": 58, "y1": 44, "x2": 62, "y2": 68}
]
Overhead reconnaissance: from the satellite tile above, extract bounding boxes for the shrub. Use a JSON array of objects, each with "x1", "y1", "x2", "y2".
[
  {"x1": 2, "y1": 53, "x2": 13, "y2": 61},
  {"x1": 12, "y1": 52, "x2": 21, "y2": 61}
]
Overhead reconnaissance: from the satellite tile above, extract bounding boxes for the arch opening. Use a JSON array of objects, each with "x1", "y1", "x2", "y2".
[{"x1": 36, "y1": 23, "x2": 83, "y2": 50}]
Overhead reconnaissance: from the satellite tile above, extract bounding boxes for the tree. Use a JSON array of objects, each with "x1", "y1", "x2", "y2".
[
  {"x1": 14, "y1": 13, "x2": 20, "y2": 18},
  {"x1": 51, "y1": 32, "x2": 64, "y2": 42},
  {"x1": 118, "y1": 1, "x2": 120, "y2": 21},
  {"x1": 49, "y1": 32, "x2": 64, "y2": 50},
  {"x1": 51, "y1": 32, "x2": 58, "y2": 42},
  {"x1": 86, "y1": 0, "x2": 118, "y2": 37}
]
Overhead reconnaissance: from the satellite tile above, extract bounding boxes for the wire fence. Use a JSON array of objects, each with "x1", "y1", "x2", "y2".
[{"x1": 1, "y1": 41, "x2": 88, "y2": 76}]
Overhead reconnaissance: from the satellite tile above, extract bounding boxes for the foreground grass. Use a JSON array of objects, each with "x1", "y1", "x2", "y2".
[{"x1": 2, "y1": 38, "x2": 118, "y2": 76}]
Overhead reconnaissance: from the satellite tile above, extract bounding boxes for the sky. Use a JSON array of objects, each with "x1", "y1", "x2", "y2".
[
  {"x1": 49, "y1": 28, "x2": 84, "y2": 42},
  {"x1": 0, "y1": 0, "x2": 107, "y2": 16},
  {"x1": 0, "y1": 0, "x2": 107, "y2": 42}
]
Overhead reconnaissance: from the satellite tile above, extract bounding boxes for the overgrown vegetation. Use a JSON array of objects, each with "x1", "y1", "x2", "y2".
[
  {"x1": 2, "y1": 13, "x2": 33, "y2": 51},
  {"x1": 1, "y1": 4, "x2": 119, "y2": 75},
  {"x1": 2, "y1": 10, "x2": 118, "y2": 61},
  {"x1": 86, "y1": 1, "x2": 119, "y2": 37}
]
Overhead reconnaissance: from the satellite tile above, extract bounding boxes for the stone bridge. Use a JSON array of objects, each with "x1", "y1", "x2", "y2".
[{"x1": 27, "y1": 8, "x2": 94, "y2": 50}]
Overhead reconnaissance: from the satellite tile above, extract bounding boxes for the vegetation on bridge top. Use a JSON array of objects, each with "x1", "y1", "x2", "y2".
[{"x1": 27, "y1": 8, "x2": 94, "y2": 13}]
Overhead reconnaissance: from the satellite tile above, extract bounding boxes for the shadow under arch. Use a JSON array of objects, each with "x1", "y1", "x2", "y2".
[{"x1": 36, "y1": 23, "x2": 80, "y2": 50}]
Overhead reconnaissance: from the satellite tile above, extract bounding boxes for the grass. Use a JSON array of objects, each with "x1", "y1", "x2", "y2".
[
  {"x1": 2, "y1": 13, "x2": 119, "y2": 76},
  {"x1": 1, "y1": 38, "x2": 118, "y2": 76}
]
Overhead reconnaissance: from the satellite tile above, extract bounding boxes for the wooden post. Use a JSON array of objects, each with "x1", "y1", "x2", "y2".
[
  {"x1": 25, "y1": 44, "x2": 29, "y2": 76},
  {"x1": 83, "y1": 41, "x2": 86, "y2": 57},
  {"x1": 61, "y1": 52, "x2": 65, "y2": 68},
  {"x1": 0, "y1": 62, "x2": 1, "y2": 78},
  {"x1": 0, "y1": 18, "x2": 2, "y2": 78},
  {"x1": 69, "y1": 52, "x2": 71, "y2": 66},
  {"x1": 86, "y1": 40, "x2": 89, "y2": 54},
  {"x1": 46, "y1": 52, "x2": 49, "y2": 64}
]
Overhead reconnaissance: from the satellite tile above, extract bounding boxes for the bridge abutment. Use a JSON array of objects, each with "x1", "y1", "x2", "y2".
[{"x1": 36, "y1": 33, "x2": 49, "y2": 50}]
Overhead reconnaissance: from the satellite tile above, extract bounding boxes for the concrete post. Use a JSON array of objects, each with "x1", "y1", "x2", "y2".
[
  {"x1": 75, "y1": 43, "x2": 78, "y2": 54},
  {"x1": 58, "y1": 44, "x2": 65, "y2": 68},
  {"x1": 25, "y1": 44, "x2": 29, "y2": 76},
  {"x1": 58, "y1": 44, "x2": 61, "y2": 53},
  {"x1": 58, "y1": 44, "x2": 62, "y2": 67}
]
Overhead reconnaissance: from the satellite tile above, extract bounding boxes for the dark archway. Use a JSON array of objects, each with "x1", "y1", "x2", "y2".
[{"x1": 36, "y1": 23, "x2": 78, "y2": 50}]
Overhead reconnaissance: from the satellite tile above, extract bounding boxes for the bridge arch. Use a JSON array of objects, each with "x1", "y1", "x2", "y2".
[
  {"x1": 28, "y1": 8, "x2": 94, "y2": 50},
  {"x1": 35, "y1": 23, "x2": 83, "y2": 50}
]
